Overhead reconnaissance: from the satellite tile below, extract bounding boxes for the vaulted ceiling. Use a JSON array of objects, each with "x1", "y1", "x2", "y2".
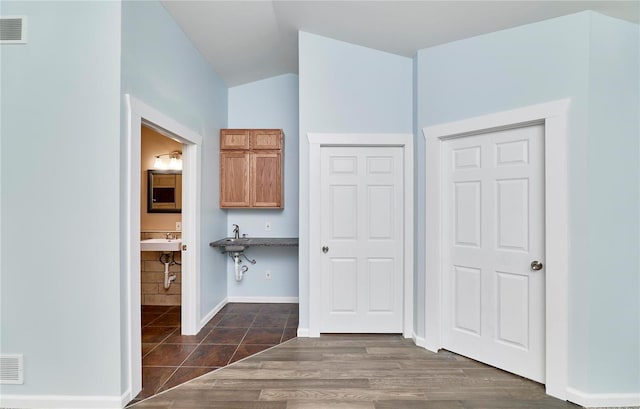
[{"x1": 161, "y1": 1, "x2": 640, "y2": 86}]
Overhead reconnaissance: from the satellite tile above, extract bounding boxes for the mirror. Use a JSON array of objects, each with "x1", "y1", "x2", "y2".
[{"x1": 147, "y1": 170, "x2": 182, "y2": 213}]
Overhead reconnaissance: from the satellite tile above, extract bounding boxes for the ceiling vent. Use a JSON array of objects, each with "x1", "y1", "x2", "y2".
[
  {"x1": 0, "y1": 354, "x2": 24, "y2": 384},
  {"x1": 0, "y1": 16, "x2": 27, "y2": 44}
]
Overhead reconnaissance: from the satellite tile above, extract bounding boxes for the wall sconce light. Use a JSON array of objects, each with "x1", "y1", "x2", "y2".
[{"x1": 153, "y1": 151, "x2": 182, "y2": 170}]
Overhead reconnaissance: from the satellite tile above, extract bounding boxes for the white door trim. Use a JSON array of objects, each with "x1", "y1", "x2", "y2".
[
  {"x1": 423, "y1": 99, "x2": 570, "y2": 400},
  {"x1": 308, "y1": 133, "x2": 414, "y2": 338},
  {"x1": 125, "y1": 95, "x2": 202, "y2": 399}
]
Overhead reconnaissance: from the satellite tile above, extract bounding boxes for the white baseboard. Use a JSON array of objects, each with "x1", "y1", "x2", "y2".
[
  {"x1": 413, "y1": 334, "x2": 445, "y2": 355},
  {"x1": 412, "y1": 333, "x2": 426, "y2": 349},
  {"x1": 297, "y1": 328, "x2": 310, "y2": 337},
  {"x1": 226, "y1": 296, "x2": 299, "y2": 303},
  {"x1": 566, "y1": 387, "x2": 640, "y2": 408},
  {"x1": 422, "y1": 340, "x2": 441, "y2": 354},
  {"x1": 199, "y1": 297, "x2": 228, "y2": 329},
  {"x1": 413, "y1": 333, "x2": 440, "y2": 353},
  {"x1": 0, "y1": 391, "x2": 129, "y2": 409}
]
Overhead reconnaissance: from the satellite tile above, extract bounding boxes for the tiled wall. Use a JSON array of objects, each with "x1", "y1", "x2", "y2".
[{"x1": 141, "y1": 232, "x2": 181, "y2": 305}]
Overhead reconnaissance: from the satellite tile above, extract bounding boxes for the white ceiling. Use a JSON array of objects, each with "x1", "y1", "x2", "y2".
[{"x1": 161, "y1": 1, "x2": 640, "y2": 86}]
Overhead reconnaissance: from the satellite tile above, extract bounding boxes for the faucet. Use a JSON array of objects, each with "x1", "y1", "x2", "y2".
[
  {"x1": 166, "y1": 232, "x2": 174, "y2": 240},
  {"x1": 232, "y1": 224, "x2": 240, "y2": 239}
]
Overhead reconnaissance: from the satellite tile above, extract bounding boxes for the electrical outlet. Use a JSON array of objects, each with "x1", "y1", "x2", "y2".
[
  {"x1": 176, "y1": 222, "x2": 182, "y2": 231},
  {"x1": 265, "y1": 221, "x2": 272, "y2": 232},
  {"x1": 265, "y1": 270, "x2": 272, "y2": 279}
]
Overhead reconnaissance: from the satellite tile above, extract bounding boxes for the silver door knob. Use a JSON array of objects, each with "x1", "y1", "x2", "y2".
[
  {"x1": 322, "y1": 246, "x2": 329, "y2": 254},
  {"x1": 530, "y1": 260, "x2": 543, "y2": 271}
]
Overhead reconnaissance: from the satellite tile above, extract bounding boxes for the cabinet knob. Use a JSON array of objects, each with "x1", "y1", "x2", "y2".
[{"x1": 322, "y1": 246, "x2": 329, "y2": 254}]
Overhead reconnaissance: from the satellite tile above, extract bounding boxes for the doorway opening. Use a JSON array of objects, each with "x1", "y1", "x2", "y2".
[
  {"x1": 140, "y1": 125, "x2": 183, "y2": 307},
  {"x1": 125, "y1": 95, "x2": 202, "y2": 401}
]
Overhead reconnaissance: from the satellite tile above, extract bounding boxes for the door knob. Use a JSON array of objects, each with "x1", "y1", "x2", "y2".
[
  {"x1": 530, "y1": 260, "x2": 543, "y2": 271},
  {"x1": 322, "y1": 246, "x2": 329, "y2": 254}
]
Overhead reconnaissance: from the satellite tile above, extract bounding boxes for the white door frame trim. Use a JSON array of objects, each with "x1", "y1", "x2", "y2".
[
  {"x1": 308, "y1": 133, "x2": 414, "y2": 338},
  {"x1": 125, "y1": 95, "x2": 202, "y2": 398},
  {"x1": 423, "y1": 99, "x2": 570, "y2": 400}
]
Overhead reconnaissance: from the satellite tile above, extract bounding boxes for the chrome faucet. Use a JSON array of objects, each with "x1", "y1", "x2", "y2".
[
  {"x1": 232, "y1": 224, "x2": 240, "y2": 239},
  {"x1": 166, "y1": 232, "x2": 174, "y2": 240}
]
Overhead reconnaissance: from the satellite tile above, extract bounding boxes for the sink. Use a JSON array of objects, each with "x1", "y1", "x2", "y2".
[
  {"x1": 222, "y1": 238, "x2": 251, "y2": 252},
  {"x1": 224, "y1": 238, "x2": 251, "y2": 244},
  {"x1": 210, "y1": 237, "x2": 251, "y2": 252},
  {"x1": 141, "y1": 238, "x2": 182, "y2": 252},
  {"x1": 210, "y1": 237, "x2": 298, "y2": 252}
]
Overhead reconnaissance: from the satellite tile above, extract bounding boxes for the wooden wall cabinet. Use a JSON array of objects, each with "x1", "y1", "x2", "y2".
[{"x1": 220, "y1": 129, "x2": 283, "y2": 208}]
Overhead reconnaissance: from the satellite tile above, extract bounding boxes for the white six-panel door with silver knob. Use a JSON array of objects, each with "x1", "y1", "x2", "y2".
[
  {"x1": 442, "y1": 124, "x2": 545, "y2": 382},
  {"x1": 320, "y1": 146, "x2": 404, "y2": 333}
]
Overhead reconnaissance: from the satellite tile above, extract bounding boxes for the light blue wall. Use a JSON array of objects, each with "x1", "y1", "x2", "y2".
[
  {"x1": 227, "y1": 74, "x2": 299, "y2": 298},
  {"x1": 585, "y1": 13, "x2": 639, "y2": 393},
  {"x1": 416, "y1": 14, "x2": 590, "y2": 374},
  {"x1": 121, "y1": 0, "x2": 228, "y2": 319},
  {"x1": 298, "y1": 32, "x2": 413, "y2": 329},
  {"x1": 0, "y1": 1, "x2": 123, "y2": 397},
  {"x1": 121, "y1": 0, "x2": 228, "y2": 392},
  {"x1": 416, "y1": 11, "x2": 639, "y2": 394}
]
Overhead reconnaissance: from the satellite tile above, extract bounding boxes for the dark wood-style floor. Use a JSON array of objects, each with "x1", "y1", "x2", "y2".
[
  {"x1": 132, "y1": 303, "x2": 298, "y2": 404},
  {"x1": 131, "y1": 334, "x2": 580, "y2": 409}
]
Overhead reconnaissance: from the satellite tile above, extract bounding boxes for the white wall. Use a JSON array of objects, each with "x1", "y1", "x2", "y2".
[
  {"x1": 416, "y1": 11, "x2": 639, "y2": 396},
  {"x1": 298, "y1": 32, "x2": 413, "y2": 331},
  {"x1": 227, "y1": 74, "x2": 299, "y2": 298},
  {"x1": 0, "y1": 0, "x2": 123, "y2": 398}
]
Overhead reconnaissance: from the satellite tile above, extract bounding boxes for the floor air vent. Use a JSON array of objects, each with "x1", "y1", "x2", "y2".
[
  {"x1": 0, "y1": 16, "x2": 27, "y2": 44},
  {"x1": 0, "y1": 354, "x2": 24, "y2": 384}
]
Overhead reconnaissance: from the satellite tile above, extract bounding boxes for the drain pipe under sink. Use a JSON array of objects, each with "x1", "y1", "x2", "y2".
[
  {"x1": 163, "y1": 261, "x2": 176, "y2": 289},
  {"x1": 160, "y1": 252, "x2": 176, "y2": 289},
  {"x1": 233, "y1": 254, "x2": 248, "y2": 281}
]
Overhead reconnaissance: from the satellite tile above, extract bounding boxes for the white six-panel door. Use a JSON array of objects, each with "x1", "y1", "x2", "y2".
[
  {"x1": 320, "y1": 146, "x2": 404, "y2": 333},
  {"x1": 442, "y1": 124, "x2": 545, "y2": 382}
]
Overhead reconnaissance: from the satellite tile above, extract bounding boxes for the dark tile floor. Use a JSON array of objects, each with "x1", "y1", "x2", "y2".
[{"x1": 129, "y1": 302, "x2": 298, "y2": 405}]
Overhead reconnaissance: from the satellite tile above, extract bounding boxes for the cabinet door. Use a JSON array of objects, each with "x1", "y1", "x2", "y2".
[
  {"x1": 251, "y1": 151, "x2": 282, "y2": 208},
  {"x1": 221, "y1": 129, "x2": 250, "y2": 150},
  {"x1": 220, "y1": 151, "x2": 250, "y2": 207},
  {"x1": 250, "y1": 130, "x2": 282, "y2": 150}
]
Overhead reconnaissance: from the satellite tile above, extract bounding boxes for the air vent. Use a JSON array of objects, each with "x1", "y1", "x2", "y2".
[
  {"x1": 0, "y1": 16, "x2": 27, "y2": 44},
  {"x1": 0, "y1": 354, "x2": 24, "y2": 384}
]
